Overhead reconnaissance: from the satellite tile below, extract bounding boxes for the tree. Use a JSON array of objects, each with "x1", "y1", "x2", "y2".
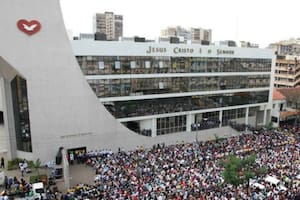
[
  {"x1": 222, "y1": 154, "x2": 244, "y2": 187},
  {"x1": 222, "y1": 154, "x2": 263, "y2": 196},
  {"x1": 33, "y1": 158, "x2": 41, "y2": 175},
  {"x1": 265, "y1": 121, "x2": 273, "y2": 130},
  {"x1": 284, "y1": 90, "x2": 300, "y2": 109}
]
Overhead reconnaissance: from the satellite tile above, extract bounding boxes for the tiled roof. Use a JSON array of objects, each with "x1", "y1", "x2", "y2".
[
  {"x1": 278, "y1": 87, "x2": 300, "y2": 99},
  {"x1": 273, "y1": 89, "x2": 286, "y2": 100}
]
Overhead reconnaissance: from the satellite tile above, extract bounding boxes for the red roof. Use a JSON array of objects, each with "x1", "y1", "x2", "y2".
[
  {"x1": 273, "y1": 89, "x2": 286, "y2": 100},
  {"x1": 278, "y1": 87, "x2": 300, "y2": 99}
]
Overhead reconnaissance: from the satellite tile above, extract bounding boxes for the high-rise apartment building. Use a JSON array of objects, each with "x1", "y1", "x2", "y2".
[
  {"x1": 161, "y1": 26, "x2": 212, "y2": 44},
  {"x1": 274, "y1": 55, "x2": 300, "y2": 88},
  {"x1": 268, "y1": 38, "x2": 300, "y2": 56},
  {"x1": 93, "y1": 12, "x2": 123, "y2": 41},
  {"x1": 270, "y1": 39, "x2": 300, "y2": 88}
]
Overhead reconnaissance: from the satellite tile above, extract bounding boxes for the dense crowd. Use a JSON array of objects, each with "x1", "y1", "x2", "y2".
[
  {"x1": 0, "y1": 176, "x2": 32, "y2": 199},
  {"x1": 60, "y1": 125, "x2": 300, "y2": 200},
  {"x1": 2, "y1": 126, "x2": 299, "y2": 199}
]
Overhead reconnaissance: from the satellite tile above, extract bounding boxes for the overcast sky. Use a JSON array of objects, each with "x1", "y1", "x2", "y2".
[{"x1": 60, "y1": 0, "x2": 300, "y2": 48}]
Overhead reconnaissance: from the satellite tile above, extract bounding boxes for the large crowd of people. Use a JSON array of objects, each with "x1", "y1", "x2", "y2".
[
  {"x1": 60, "y1": 125, "x2": 300, "y2": 200},
  {"x1": 1, "y1": 126, "x2": 300, "y2": 199}
]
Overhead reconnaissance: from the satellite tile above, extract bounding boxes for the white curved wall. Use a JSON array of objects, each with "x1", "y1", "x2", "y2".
[{"x1": 0, "y1": 0, "x2": 154, "y2": 162}]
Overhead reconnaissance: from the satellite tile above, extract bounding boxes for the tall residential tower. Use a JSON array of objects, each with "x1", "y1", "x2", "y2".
[
  {"x1": 269, "y1": 39, "x2": 300, "y2": 88},
  {"x1": 161, "y1": 26, "x2": 212, "y2": 44},
  {"x1": 93, "y1": 12, "x2": 123, "y2": 41}
]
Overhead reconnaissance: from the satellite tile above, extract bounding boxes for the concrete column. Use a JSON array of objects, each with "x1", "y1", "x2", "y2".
[
  {"x1": 151, "y1": 118, "x2": 157, "y2": 137},
  {"x1": 62, "y1": 148, "x2": 70, "y2": 190},
  {"x1": 263, "y1": 106, "x2": 267, "y2": 126},
  {"x1": 0, "y1": 77, "x2": 3, "y2": 111},
  {"x1": 0, "y1": 78, "x2": 8, "y2": 163},
  {"x1": 245, "y1": 107, "x2": 249, "y2": 131},
  {"x1": 0, "y1": 78, "x2": 17, "y2": 159},
  {"x1": 186, "y1": 114, "x2": 195, "y2": 132},
  {"x1": 219, "y1": 110, "x2": 223, "y2": 127}
]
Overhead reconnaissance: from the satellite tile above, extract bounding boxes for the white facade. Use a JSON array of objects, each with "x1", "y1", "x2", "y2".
[
  {"x1": 271, "y1": 99, "x2": 286, "y2": 128},
  {"x1": 72, "y1": 40, "x2": 275, "y2": 136},
  {"x1": 0, "y1": 0, "x2": 275, "y2": 163},
  {"x1": 72, "y1": 40, "x2": 273, "y2": 58},
  {"x1": 0, "y1": 0, "x2": 171, "y2": 163}
]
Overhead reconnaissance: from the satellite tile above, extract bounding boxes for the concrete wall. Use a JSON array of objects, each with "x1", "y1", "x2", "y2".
[
  {"x1": 0, "y1": 0, "x2": 275, "y2": 163},
  {"x1": 0, "y1": 0, "x2": 157, "y2": 163},
  {"x1": 0, "y1": 79, "x2": 6, "y2": 153},
  {"x1": 271, "y1": 100, "x2": 287, "y2": 127}
]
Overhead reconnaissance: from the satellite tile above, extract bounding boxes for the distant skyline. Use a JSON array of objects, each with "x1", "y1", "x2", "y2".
[{"x1": 60, "y1": 0, "x2": 300, "y2": 48}]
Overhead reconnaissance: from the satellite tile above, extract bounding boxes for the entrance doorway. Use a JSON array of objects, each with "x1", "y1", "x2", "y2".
[{"x1": 67, "y1": 147, "x2": 87, "y2": 165}]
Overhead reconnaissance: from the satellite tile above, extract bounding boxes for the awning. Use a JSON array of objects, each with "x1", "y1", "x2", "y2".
[{"x1": 280, "y1": 110, "x2": 300, "y2": 121}]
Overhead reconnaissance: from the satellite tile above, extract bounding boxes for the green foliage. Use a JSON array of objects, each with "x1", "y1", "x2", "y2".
[
  {"x1": 222, "y1": 154, "x2": 257, "y2": 187},
  {"x1": 29, "y1": 174, "x2": 47, "y2": 184},
  {"x1": 7, "y1": 158, "x2": 23, "y2": 170},
  {"x1": 265, "y1": 121, "x2": 273, "y2": 130},
  {"x1": 214, "y1": 134, "x2": 226, "y2": 143},
  {"x1": 7, "y1": 158, "x2": 40, "y2": 171},
  {"x1": 258, "y1": 166, "x2": 268, "y2": 175},
  {"x1": 222, "y1": 155, "x2": 243, "y2": 186},
  {"x1": 33, "y1": 158, "x2": 42, "y2": 175},
  {"x1": 242, "y1": 154, "x2": 256, "y2": 166}
]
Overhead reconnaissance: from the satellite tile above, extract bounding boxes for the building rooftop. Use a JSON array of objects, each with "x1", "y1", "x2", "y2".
[
  {"x1": 273, "y1": 89, "x2": 286, "y2": 101},
  {"x1": 278, "y1": 87, "x2": 300, "y2": 98}
]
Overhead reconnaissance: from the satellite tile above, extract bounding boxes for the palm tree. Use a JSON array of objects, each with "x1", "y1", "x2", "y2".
[{"x1": 33, "y1": 158, "x2": 41, "y2": 175}]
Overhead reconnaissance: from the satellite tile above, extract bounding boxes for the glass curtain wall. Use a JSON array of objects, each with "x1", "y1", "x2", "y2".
[{"x1": 11, "y1": 76, "x2": 32, "y2": 152}]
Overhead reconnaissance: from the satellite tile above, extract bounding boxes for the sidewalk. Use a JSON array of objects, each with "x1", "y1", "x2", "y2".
[
  {"x1": 0, "y1": 167, "x2": 51, "y2": 188},
  {"x1": 57, "y1": 163, "x2": 95, "y2": 193}
]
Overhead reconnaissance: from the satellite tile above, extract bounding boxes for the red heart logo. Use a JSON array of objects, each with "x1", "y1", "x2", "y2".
[{"x1": 17, "y1": 19, "x2": 41, "y2": 36}]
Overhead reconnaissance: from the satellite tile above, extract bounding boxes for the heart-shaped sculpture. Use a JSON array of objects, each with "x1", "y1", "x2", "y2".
[{"x1": 17, "y1": 19, "x2": 41, "y2": 36}]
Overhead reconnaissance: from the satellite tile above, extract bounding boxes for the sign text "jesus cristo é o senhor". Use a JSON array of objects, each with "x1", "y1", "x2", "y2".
[{"x1": 146, "y1": 46, "x2": 235, "y2": 55}]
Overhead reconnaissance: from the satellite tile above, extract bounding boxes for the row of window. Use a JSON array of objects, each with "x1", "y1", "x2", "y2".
[
  {"x1": 88, "y1": 76, "x2": 270, "y2": 98},
  {"x1": 156, "y1": 106, "x2": 259, "y2": 135},
  {"x1": 104, "y1": 91, "x2": 269, "y2": 118},
  {"x1": 11, "y1": 76, "x2": 32, "y2": 152},
  {"x1": 77, "y1": 56, "x2": 272, "y2": 75},
  {"x1": 157, "y1": 115, "x2": 186, "y2": 136}
]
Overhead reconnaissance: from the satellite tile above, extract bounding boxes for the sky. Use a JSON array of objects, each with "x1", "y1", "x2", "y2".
[{"x1": 60, "y1": 0, "x2": 300, "y2": 48}]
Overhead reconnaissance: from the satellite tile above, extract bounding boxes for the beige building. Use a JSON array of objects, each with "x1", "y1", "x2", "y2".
[
  {"x1": 161, "y1": 26, "x2": 212, "y2": 44},
  {"x1": 93, "y1": 12, "x2": 123, "y2": 41},
  {"x1": 274, "y1": 55, "x2": 300, "y2": 88},
  {"x1": 269, "y1": 39, "x2": 300, "y2": 56}
]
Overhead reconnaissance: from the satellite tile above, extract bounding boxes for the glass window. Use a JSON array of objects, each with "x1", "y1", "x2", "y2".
[
  {"x1": 115, "y1": 61, "x2": 121, "y2": 69},
  {"x1": 11, "y1": 76, "x2": 32, "y2": 152},
  {"x1": 130, "y1": 61, "x2": 136, "y2": 69},
  {"x1": 0, "y1": 111, "x2": 3, "y2": 125},
  {"x1": 98, "y1": 61, "x2": 104, "y2": 69},
  {"x1": 159, "y1": 61, "x2": 164, "y2": 68},
  {"x1": 145, "y1": 61, "x2": 151, "y2": 68},
  {"x1": 157, "y1": 115, "x2": 186, "y2": 135},
  {"x1": 108, "y1": 91, "x2": 269, "y2": 118}
]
